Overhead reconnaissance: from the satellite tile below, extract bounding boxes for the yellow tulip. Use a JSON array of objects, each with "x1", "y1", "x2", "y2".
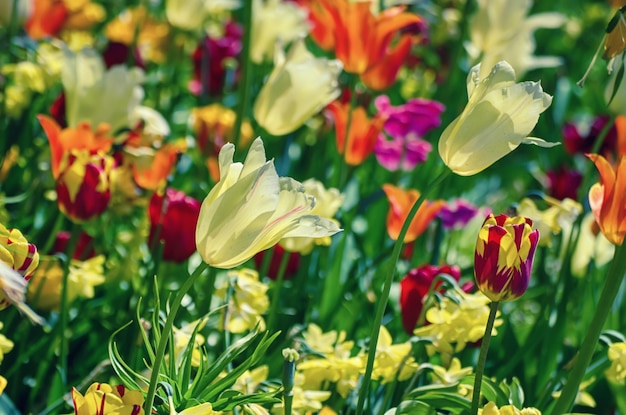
[
  {"x1": 195, "y1": 138, "x2": 341, "y2": 269},
  {"x1": 253, "y1": 38, "x2": 342, "y2": 136},
  {"x1": 438, "y1": 60, "x2": 557, "y2": 176}
]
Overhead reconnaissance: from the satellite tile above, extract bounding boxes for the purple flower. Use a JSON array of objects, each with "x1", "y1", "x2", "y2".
[
  {"x1": 438, "y1": 199, "x2": 481, "y2": 229},
  {"x1": 373, "y1": 95, "x2": 444, "y2": 171},
  {"x1": 375, "y1": 95, "x2": 445, "y2": 140}
]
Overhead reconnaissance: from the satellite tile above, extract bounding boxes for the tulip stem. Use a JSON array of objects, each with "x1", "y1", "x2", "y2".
[
  {"x1": 355, "y1": 170, "x2": 449, "y2": 415},
  {"x1": 549, "y1": 242, "x2": 626, "y2": 415},
  {"x1": 267, "y1": 251, "x2": 291, "y2": 334},
  {"x1": 143, "y1": 262, "x2": 209, "y2": 415},
  {"x1": 232, "y1": 0, "x2": 252, "y2": 148},
  {"x1": 57, "y1": 223, "x2": 82, "y2": 384},
  {"x1": 471, "y1": 301, "x2": 500, "y2": 415}
]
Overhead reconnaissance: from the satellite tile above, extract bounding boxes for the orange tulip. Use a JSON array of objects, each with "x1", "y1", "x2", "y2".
[
  {"x1": 382, "y1": 184, "x2": 445, "y2": 243},
  {"x1": 37, "y1": 115, "x2": 113, "y2": 180},
  {"x1": 327, "y1": 101, "x2": 385, "y2": 166},
  {"x1": 588, "y1": 153, "x2": 626, "y2": 245},
  {"x1": 301, "y1": 0, "x2": 424, "y2": 90}
]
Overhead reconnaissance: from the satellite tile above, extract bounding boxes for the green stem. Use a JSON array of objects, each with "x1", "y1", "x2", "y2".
[
  {"x1": 266, "y1": 250, "x2": 291, "y2": 333},
  {"x1": 355, "y1": 170, "x2": 450, "y2": 415},
  {"x1": 143, "y1": 262, "x2": 209, "y2": 415},
  {"x1": 471, "y1": 301, "x2": 500, "y2": 415},
  {"x1": 549, "y1": 242, "x2": 626, "y2": 415},
  {"x1": 232, "y1": 0, "x2": 252, "y2": 148},
  {"x1": 57, "y1": 223, "x2": 82, "y2": 384}
]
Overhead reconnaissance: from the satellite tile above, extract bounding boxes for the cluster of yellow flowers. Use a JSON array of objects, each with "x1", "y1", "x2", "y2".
[
  {"x1": 215, "y1": 268, "x2": 269, "y2": 333},
  {"x1": 413, "y1": 290, "x2": 502, "y2": 355},
  {"x1": 297, "y1": 324, "x2": 418, "y2": 398}
]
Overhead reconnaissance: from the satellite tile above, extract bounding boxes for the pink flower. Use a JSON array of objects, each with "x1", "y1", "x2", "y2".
[{"x1": 373, "y1": 95, "x2": 444, "y2": 171}]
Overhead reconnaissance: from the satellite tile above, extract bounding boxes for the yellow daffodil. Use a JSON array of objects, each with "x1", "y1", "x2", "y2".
[
  {"x1": 606, "y1": 342, "x2": 626, "y2": 384},
  {"x1": 438, "y1": 61, "x2": 556, "y2": 176},
  {"x1": 27, "y1": 255, "x2": 105, "y2": 312},
  {"x1": 216, "y1": 269, "x2": 269, "y2": 333},
  {"x1": 62, "y1": 47, "x2": 145, "y2": 134},
  {"x1": 253, "y1": 38, "x2": 342, "y2": 136},
  {"x1": 280, "y1": 179, "x2": 343, "y2": 254},
  {"x1": 271, "y1": 373, "x2": 331, "y2": 415},
  {"x1": 366, "y1": 325, "x2": 419, "y2": 383},
  {"x1": 467, "y1": 0, "x2": 565, "y2": 79},
  {"x1": 414, "y1": 291, "x2": 502, "y2": 355},
  {"x1": 516, "y1": 197, "x2": 582, "y2": 247},
  {"x1": 195, "y1": 138, "x2": 341, "y2": 269}
]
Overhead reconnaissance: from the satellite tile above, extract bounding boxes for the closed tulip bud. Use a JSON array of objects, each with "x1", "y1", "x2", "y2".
[
  {"x1": 149, "y1": 188, "x2": 201, "y2": 263},
  {"x1": 438, "y1": 61, "x2": 557, "y2": 176},
  {"x1": 588, "y1": 154, "x2": 626, "y2": 245},
  {"x1": 195, "y1": 138, "x2": 341, "y2": 269},
  {"x1": 56, "y1": 150, "x2": 115, "y2": 223},
  {"x1": 474, "y1": 214, "x2": 539, "y2": 302},
  {"x1": 253, "y1": 38, "x2": 342, "y2": 136}
]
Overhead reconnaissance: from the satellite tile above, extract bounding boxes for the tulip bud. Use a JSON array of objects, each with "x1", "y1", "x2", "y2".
[
  {"x1": 253, "y1": 38, "x2": 342, "y2": 136},
  {"x1": 474, "y1": 214, "x2": 539, "y2": 302},
  {"x1": 56, "y1": 150, "x2": 114, "y2": 223},
  {"x1": 149, "y1": 188, "x2": 201, "y2": 263}
]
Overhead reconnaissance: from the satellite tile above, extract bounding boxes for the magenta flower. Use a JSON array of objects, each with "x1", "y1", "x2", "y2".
[
  {"x1": 189, "y1": 20, "x2": 243, "y2": 97},
  {"x1": 438, "y1": 199, "x2": 481, "y2": 229},
  {"x1": 373, "y1": 95, "x2": 444, "y2": 171}
]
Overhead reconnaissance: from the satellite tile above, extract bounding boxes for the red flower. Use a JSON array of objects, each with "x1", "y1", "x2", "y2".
[
  {"x1": 400, "y1": 264, "x2": 461, "y2": 334},
  {"x1": 474, "y1": 214, "x2": 539, "y2": 302},
  {"x1": 149, "y1": 188, "x2": 200, "y2": 262},
  {"x1": 253, "y1": 245, "x2": 300, "y2": 280},
  {"x1": 56, "y1": 151, "x2": 114, "y2": 223}
]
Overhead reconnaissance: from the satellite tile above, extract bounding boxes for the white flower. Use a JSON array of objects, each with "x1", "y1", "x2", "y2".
[
  {"x1": 438, "y1": 61, "x2": 556, "y2": 176},
  {"x1": 250, "y1": 0, "x2": 309, "y2": 63},
  {"x1": 195, "y1": 138, "x2": 341, "y2": 269},
  {"x1": 253, "y1": 38, "x2": 342, "y2": 136},
  {"x1": 62, "y1": 47, "x2": 145, "y2": 135},
  {"x1": 467, "y1": 0, "x2": 565, "y2": 79}
]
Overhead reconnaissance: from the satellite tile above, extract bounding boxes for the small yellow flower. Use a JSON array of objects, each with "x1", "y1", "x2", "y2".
[
  {"x1": 366, "y1": 326, "x2": 418, "y2": 384},
  {"x1": 27, "y1": 255, "x2": 105, "y2": 312},
  {"x1": 280, "y1": 179, "x2": 343, "y2": 254},
  {"x1": 171, "y1": 318, "x2": 207, "y2": 367},
  {"x1": 105, "y1": 6, "x2": 171, "y2": 63},
  {"x1": 606, "y1": 341, "x2": 626, "y2": 384},
  {"x1": 253, "y1": 38, "x2": 342, "y2": 136},
  {"x1": 271, "y1": 373, "x2": 331, "y2": 415},
  {"x1": 414, "y1": 291, "x2": 502, "y2": 355},
  {"x1": 516, "y1": 197, "x2": 582, "y2": 247},
  {"x1": 216, "y1": 269, "x2": 269, "y2": 333},
  {"x1": 438, "y1": 61, "x2": 556, "y2": 176},
  {"x1": 0, "y1": 322, "x2": 14, "y2": 365},
  {"x1": 195, "y1": 138, "x2": 341, "y2": 269},
  {"x1": 480, "y1": 402, "x2": 542, "y2": 415}
]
